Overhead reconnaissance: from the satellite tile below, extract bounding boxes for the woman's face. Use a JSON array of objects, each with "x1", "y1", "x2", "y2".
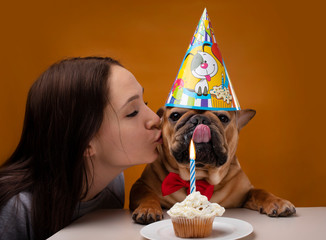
[{"x1": 90, "y1": 65, "x2": 162, "y2": 168}]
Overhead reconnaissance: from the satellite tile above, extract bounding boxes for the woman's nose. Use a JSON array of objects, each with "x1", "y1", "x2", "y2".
[
  {"x1": 145, "y1": 106, "x2": 161, "y2": 130},
  {"x1": 200, "y1": 62, "x2": 208, "y2": 69}
]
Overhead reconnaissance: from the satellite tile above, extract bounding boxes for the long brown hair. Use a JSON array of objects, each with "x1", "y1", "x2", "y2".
[{"x1": 0, "y1": 57, "x2": 121, "y2": 239}]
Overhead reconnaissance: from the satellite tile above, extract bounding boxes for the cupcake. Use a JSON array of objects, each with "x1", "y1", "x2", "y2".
[
  {"x1": 167, "y1": 191, "x2": 225, "y2": 238},
  {"x1": 210, "y1": 85, "x2": 232, "y2": 109}
]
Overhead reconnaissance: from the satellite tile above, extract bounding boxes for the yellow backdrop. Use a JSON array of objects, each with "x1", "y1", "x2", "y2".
[{"x1": 1, "y1": 0, "x2": 325, "y2": 208}]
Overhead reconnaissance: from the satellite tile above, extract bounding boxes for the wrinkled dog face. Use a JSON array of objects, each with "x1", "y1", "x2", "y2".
[{"x1": 160, "y1": 107, "x2": 240, "y2": 173}]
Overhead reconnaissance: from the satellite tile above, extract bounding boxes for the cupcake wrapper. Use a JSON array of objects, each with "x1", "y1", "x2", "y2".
[
  {"x1": 171, "y1": 216, "x2": 215, "y2": 238},
  {"x1": 211, "y1": 95, "x2": 232, "y2": 108}
]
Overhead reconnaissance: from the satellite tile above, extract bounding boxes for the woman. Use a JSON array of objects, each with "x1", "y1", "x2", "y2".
[{"x1": 0, "y1": 57, "x2": 162, "y2": 239}]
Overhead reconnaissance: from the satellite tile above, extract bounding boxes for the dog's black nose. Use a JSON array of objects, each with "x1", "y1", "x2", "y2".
[{"x1": 190, "y1": 115, "x2": 211, "y2": 125}]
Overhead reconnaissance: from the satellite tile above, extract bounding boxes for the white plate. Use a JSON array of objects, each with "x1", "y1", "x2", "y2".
[{"x1": 140, "y1": 217, "x2": 253, "y2": 240}]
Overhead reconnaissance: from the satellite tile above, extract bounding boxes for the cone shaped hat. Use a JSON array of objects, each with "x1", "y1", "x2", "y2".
[{"x1": 165, "y1": 9, "x2": 240, "y2": 111}]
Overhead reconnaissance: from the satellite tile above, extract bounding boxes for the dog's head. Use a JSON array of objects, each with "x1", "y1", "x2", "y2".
[{"x1": 157, "y1": 107, "x2": 255, "y2": 185}]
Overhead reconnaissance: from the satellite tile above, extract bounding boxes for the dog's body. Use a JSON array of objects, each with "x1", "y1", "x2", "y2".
[{"x1": 130, "y1": 107, "x2": 296, "y2": 224}]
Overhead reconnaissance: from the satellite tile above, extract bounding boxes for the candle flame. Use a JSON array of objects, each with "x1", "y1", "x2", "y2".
[{"x1": 189, "y1": 139, "x2": 196, "y2": 159}]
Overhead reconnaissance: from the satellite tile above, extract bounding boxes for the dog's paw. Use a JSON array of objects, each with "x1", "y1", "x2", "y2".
[
  {"x1": 260, "y1": 198, "x2": 296, "y2": 217},
  {"x1": 132, "y1": 206, "x2": 163, "y2": 225}
]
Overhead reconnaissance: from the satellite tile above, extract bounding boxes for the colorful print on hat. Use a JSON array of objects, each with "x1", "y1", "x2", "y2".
[{"x1": 165, "y1": 8, "x2": 240, "y2": 111}]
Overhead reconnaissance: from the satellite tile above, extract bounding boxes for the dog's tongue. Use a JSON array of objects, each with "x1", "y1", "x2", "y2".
[{"x1": 193, "y1": 124, "x2": 211, "y2": 143}]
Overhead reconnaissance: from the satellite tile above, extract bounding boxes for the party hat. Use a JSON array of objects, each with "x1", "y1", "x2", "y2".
[{"x1": 166, "y1": 8, "x2": 240, "y2": 111}]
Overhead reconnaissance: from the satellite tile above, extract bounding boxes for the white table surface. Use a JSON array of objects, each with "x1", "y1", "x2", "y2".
[{"x1": 48, "y1": 207, "x2": 326, "y2": 240}]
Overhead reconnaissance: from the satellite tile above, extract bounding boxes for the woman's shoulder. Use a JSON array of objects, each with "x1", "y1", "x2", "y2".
[
  {"x1": 0, "y1": 192, "x2": 33, "y2": 239},
  {"x1": 1, "y1": 191, "x2": 32, "y2": 213}
]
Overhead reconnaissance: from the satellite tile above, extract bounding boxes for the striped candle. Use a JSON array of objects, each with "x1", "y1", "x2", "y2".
[{"x1": 189, "y1": 139, "x2": 196, "y2": 194}]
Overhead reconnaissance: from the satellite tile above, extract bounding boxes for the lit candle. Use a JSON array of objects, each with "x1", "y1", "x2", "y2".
[{"x1": 189, "y1": 139, "x2": 196, "y2": 194}]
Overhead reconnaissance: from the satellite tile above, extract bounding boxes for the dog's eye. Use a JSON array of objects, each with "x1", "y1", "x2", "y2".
[
  {"x1": 169, "y1": 112, "x2": 182, "y2": 122},
  {"x1": 218, "y1": 114, "x2": 229, "y2": 123}
]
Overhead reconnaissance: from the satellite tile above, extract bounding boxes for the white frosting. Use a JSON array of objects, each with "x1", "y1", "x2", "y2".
[
  {"x1": 167, "y1": 191, "x2": 225, "y2": 218},
  {"x1": 210, "y1": 85, "x2": 233, "y2": 104}
]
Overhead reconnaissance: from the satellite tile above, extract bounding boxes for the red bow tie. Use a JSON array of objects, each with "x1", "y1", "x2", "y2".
[{"x1": 161, "y1": 172, "x2": 214, "y2": 200}]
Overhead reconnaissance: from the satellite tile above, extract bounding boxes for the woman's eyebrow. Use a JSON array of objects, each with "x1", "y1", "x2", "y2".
[
  {"x1": 120, "y1": 87, "x2": 144, "y2": 110},
  {"x1": 121, "y1": 95, "x2": 140, "y2": 109}
]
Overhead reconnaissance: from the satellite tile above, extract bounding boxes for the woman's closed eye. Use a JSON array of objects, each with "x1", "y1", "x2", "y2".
[{"x1": 126, "y1": 110, "x2": 139, "y2": 118}]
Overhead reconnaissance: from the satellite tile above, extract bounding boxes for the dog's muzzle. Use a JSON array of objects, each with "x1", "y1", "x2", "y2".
[{"x1": 171, "y1": 114, "x2": 228, "y2": 167}]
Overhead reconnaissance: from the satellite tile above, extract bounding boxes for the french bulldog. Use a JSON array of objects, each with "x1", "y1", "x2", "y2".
[{"x1": 130, "y1": 107, "x2": 296, "y2": 224}]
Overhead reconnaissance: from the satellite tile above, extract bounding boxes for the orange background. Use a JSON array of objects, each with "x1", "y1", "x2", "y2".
[{"x1": 0, "y1": 0, "x2": 325, "y2": 209}]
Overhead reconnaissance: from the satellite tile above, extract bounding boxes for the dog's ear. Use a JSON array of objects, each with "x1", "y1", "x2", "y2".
[
  {"x1": 236, "y1": 109, "x2": 256, "y2": 131},
  {"x1": 156, "y1": 107, "x2": 166, "y2": 118}
]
